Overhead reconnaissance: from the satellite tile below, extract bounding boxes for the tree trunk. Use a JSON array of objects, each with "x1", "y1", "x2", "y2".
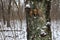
[
  {"x1": 7, "y1": 0, "x2": 11, "y2": 27},
  {"x1": 25, "y1": 0, "x2": 52, "y2": 40}
]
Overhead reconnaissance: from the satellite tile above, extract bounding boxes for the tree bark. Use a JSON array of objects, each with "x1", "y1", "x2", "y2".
[{"x1": 7, "y1": 0, "x2": 11, "y2": 27}]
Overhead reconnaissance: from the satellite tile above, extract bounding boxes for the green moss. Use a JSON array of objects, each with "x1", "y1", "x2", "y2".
[{"x1": 26, "y1": 0, "x2": 52, "y2": 40}]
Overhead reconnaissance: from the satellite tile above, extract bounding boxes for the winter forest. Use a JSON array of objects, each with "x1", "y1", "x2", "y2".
[{"x1": 0, "y1": 0, "x2": 60, "y2": 40}]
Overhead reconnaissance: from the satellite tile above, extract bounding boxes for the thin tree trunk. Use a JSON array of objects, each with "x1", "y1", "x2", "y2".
[
  {"x1": 7, "y1": 0, "x2": 11, "y2": 27},
  {"x1": 18, "y1": 0, "x2": 22, "y2": 29},
  {"x1": 1, "y1": 0, "x2": 5, "y2": 24}
]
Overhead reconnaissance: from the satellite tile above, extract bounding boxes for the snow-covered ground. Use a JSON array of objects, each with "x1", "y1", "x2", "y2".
[
  {"x1": 0, "y1": 19, "x2": 27, "y2": 40},
  {"x1": 51, "y1": 20, "x2": 60, "y2": 40}
]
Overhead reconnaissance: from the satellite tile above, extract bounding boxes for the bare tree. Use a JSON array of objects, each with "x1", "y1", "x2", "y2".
[
  {"x1": 1, "y1": 0, "x2": 6, "y2": 24},
  {"x1": 7, "y1": 0, "x2": 12, "y2": 27}
]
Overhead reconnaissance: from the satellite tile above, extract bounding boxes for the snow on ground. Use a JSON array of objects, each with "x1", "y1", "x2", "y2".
[
  {"x1": 51, "y1": 20, "x2": 60, "y2": 40},
  {"x1": 0, "y1": 19, "x2": 27, "y2": 40}
]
